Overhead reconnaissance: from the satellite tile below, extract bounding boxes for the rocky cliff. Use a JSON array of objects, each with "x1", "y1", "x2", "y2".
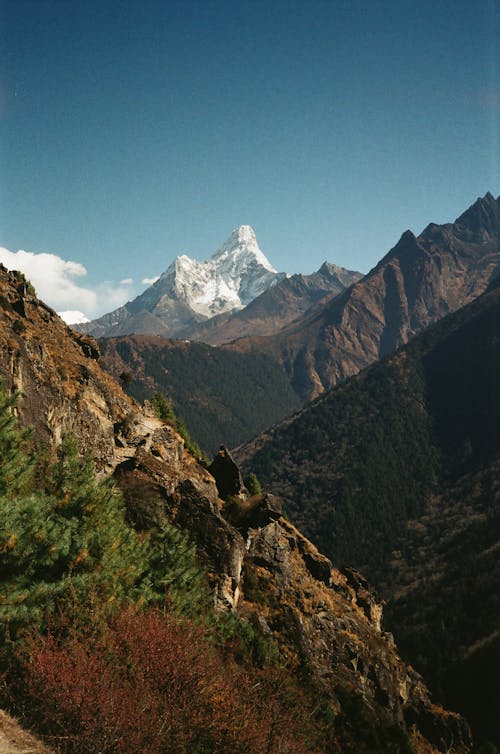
[
  {"x1": 0, "y1": 265, "x2": 471, "y2": 752},
  {"x1": 0, "y1": 266, "x2": 132, "y2": 471}
]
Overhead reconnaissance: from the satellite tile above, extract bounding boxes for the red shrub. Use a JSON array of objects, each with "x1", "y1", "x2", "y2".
[{"x1": 19, "y1": 607, "x2": 317, "y2": 754}]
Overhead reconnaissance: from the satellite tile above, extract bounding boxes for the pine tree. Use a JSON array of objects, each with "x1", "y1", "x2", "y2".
[
  {"x1": 0, "y1": 387, "x2": 209, "y2": 642},
  {"x1": 0, "y1": 433, "x2": 153, "y2": 639},
  {"x1": 0, "y1": 385, "x2": 34, "y2": 497}
]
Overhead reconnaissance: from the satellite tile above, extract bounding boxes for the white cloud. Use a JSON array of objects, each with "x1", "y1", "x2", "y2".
[
  {"x1": 58, "y1": 310, "x2": 90, "y2": 325},
  {"x1": 0, "y1": 247, "x2": 137, "y2": 320},
  {"x1": 142, "y1": 275, "x2": 160, "y2": 285}
]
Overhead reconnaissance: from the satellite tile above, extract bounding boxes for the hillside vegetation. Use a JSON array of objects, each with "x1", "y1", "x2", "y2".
[
  {"x1": 99, "y1": 334, "x2": 300, "y2": 455},
  {"x1": 0, "y1": 386, "x2": 331, "y2": 754},
  {"x1": 0, "y1": 263, "x2": 474, "y2": 753},
  {"x1": 237, "y1": 280, "x2": 500, "y2": 749}
]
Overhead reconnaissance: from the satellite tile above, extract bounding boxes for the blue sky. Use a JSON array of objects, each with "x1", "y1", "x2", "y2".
[{"x1": 0, "y1": 0, "x2": 499, "y2": 319}]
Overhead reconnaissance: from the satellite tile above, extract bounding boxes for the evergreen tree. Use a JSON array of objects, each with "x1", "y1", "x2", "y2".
[
  {"x1": 244, "y1": 473, "x2": 262, "y2": 496},
  {"x1": 0, "y1": 386, "x2": 34, "y2": 497},
  {"x1": 147, "y1": 523, "x2": 209, "y2": 616},
  {"x1": 150, "y1": 391, "x2": 176, "y2": 422},
  {"x1": 0, "y1": 391, "x2": 208, "y2": 640},
  {"x1": 0, "y1": 434, "x2": 153, "y2": 639}
]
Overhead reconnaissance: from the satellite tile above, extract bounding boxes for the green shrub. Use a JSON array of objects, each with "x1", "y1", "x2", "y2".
[
  {"x1": 150, "y1": 391, "x2": 206, "y2": 460},
  {"x1": 244, "y1": 472, "x2": 262, "y2": 496}
]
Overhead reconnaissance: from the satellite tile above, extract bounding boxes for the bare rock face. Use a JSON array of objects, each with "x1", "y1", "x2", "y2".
[
  {"x1": 240, "y1": 518, "x2": 471, "y2": 753},
  {"x1": 0, "y1": 265, "x2": 132, "y2": 471}
]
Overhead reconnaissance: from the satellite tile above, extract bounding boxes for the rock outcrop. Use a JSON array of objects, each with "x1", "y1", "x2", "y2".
[
  {"x1": 240, "y1": 518, "x2": 469, "y2": 753},
  {"x1": 0, "y1": 266, "x2": 131, "y2": 471},
  {"x1": 208, "y1": 445, "x2": 245, "y2": 500}
]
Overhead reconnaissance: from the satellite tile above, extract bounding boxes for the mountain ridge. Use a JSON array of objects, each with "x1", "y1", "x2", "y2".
[
  {"x1": 229, "y1": 193, "x2": 500, "y2": 401},
  {"x1": 178, "y1": 260, "x2": 363, "y2": 344}
]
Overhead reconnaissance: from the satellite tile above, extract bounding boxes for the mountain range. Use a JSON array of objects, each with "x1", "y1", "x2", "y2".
[
  {"x1": 228, "y1": 192, "x2": 500, "y2": 401},
  {"x1": 77, "y1": 226, "x2": 282, "y2": 338},
  {"x1": 1, "y1": 192, "x2": 499, "y2": 751},
  {"x1": 77, "y1": 225, "x2": 362, "y2": 341},
  {"x1": 98, "y1": 193, "x2": 500, "y2": 457}
]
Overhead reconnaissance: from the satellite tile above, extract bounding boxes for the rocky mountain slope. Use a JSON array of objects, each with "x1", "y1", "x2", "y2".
[
  {"x1": 0, "y1": 264, "x2": 472, "y2": 753},
  {"x1": 236, "y1": 276, "x2": 500, "y2": 749},
  {"x1": 78, "y1": 226, "x2": 286, "y2": 339},
  {"x1": 0, "y1": 268, "x2": 131, "y2": 471},
  {"x1": 231, "y1": 192, "x2": 500, "y2": 402}
]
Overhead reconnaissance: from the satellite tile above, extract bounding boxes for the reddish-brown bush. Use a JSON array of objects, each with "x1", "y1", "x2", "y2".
[{"x1": 19, "y1": 607, "x2": 318, "y2": 754}]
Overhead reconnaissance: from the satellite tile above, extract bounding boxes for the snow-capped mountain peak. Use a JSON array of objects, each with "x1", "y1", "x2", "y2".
[
  {"x1": 211, "y1": 225, "x2": 277, "y2": 273},
  {"x1": 77, "y1": 226, "x2": 285, "y2": 338},
  {"x1": 156, "y1": 225, "x2": 283, "y2": 318}
]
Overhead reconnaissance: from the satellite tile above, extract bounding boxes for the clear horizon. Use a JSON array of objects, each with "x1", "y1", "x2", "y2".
[{"x1": 1, "y1": 0, "x2": 499, "y2": 319}]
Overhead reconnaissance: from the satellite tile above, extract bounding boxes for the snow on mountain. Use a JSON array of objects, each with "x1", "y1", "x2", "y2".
[
  {"x1": 158, "y1": 225, "x2": 282, "y2": 318},
  {"x1": 77, "y1": 226, "x2": 285, "y2": 338}
]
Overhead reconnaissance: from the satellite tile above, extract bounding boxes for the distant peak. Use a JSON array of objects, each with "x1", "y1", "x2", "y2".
[
  {"x1": 218, "y1": 225, "x2": 258, "y2": 252},
  {"x1": 233, "y1": 225, "x2": 257, "y2": 244},
  {"x1": 318, "y1": 262, "x2": 352, "y2": 276},
  {"x1": 212, "y1": 225, "x2": 276, "y2": 272},
  {"x1": 454, "y1": 192, "x2": 499, "y2": 235}
]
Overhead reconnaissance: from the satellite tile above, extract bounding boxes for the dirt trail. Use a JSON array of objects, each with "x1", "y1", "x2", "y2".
[{"x1": 0, "y1": 711, "x2": 51, "y2": 754}]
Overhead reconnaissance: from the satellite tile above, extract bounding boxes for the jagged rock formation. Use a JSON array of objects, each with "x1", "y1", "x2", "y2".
[
  {"x1": 0, "y1": 266, "x2": 131, "y2": 471},
  {"x1": 236, "y1": 276, "x2": 500, "y2": 749},
  {"x1": 231, "y1": 192, "x2": 500, "y2": 401},
  {"x1": 77, "y1": 226, "x2": 286, "y2": 339},
  {"x1": 0, "y1": 264, "x2": 472, "y2": 752},
  {"x1": 239, "y1": 518, "x2": 468, "y2": 752},
  {"x1": 207, "y1": 445, "x2": 245, "y2": 500}
]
